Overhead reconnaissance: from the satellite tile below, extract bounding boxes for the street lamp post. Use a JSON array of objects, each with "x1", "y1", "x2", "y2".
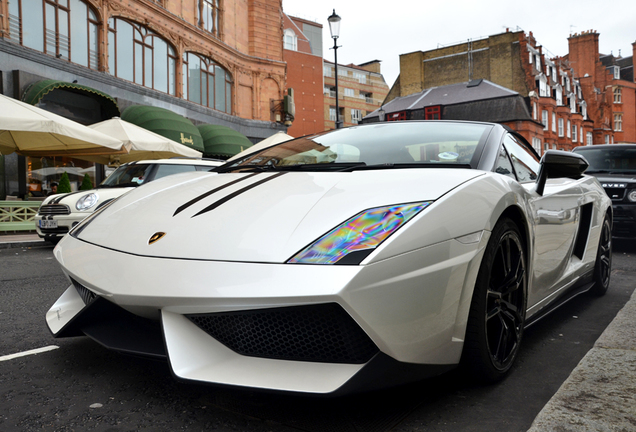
[{"x1": 328, "y1": 9, "x2": 342, "y2": 129}]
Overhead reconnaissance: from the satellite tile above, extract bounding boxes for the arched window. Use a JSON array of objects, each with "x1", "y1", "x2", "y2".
[
  {"x1": 108, "y1": 18, "x2": 176, "y2": 95},
  {"x1": 284, "y1": 29, "x2": 297, "y2": 51},
  {"x1": 198, "y1": 0, "x2": 221, "y2": 37},
  {"x1": 8, "y1": 0, "x2": 98, "y2": 69},
  {"x1": 182, "y1": 52, "x2": 232, "y2": 113}
]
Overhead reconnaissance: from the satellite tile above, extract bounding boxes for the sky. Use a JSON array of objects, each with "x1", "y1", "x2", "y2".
[{"x1": 282, "y1": 0, "x2": 636, "y2": 88}]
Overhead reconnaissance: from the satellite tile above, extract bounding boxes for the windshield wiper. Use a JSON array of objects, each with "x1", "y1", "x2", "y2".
[{"x1": 340, "y1": 163, "x2": 472, "y2": 172}]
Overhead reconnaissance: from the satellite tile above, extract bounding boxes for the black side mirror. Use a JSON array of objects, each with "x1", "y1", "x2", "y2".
[{"x1": 535, "y1": 150, "x2": 589, "y2": 196}]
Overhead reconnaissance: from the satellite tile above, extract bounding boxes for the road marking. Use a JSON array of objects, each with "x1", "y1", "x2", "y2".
[{"x1": 0, "y1": 345, "x2": 59, "y2": 362}]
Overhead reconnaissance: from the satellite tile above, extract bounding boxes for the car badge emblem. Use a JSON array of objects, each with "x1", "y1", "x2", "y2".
[{"x1": 148, "y1": 232, "x2": 166, "y2": 245}]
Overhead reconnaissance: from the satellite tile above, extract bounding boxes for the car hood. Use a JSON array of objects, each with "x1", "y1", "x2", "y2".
[
  {"x1": 73, "y1": 169, "x2": 484, "y2": 262},
  {"x1": 590, "y1": 173, "x2": 636, "y2": 185},
  {"x1": 43, "y1": 187, "x2": 134, "y2": 208}
]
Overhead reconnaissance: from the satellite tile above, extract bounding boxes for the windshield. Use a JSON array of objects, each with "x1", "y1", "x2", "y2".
[
  {"x1": 220, "y1": 122, "x2": 491, "y2": 172},
  {"x1": 99, "y1": 164, "x2": 154, "y2": 187},
  {"x1": 575, "y1": 147, "x2": 636, "y2": 173}
]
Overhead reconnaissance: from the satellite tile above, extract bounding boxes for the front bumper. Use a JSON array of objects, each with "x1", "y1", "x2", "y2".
[
  {"x1": 47, "y1": 233, "x2": 487, "y2": 393},
  {"x1": 611, "y1": 203, "x2": 636, "y2": 239},
  {"x1": 34, "y1": 213, "x2": 86, "y2": 239}
]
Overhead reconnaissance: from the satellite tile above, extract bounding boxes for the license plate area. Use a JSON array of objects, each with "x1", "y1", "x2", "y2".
[{"x1": 40, "y1": 219, "x2": 58, "y2": 229}]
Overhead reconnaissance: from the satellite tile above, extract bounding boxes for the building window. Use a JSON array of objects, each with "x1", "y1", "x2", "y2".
[
  {"x1": 198, "y1": 0, "x2": 221, "y2": 37},
  {"x1": 566, "y1": 120, "x2": 571, "y2": 138},
  {"x1": 344, "y1": 88, "x2": 355, "y2": 97},
  {"x1": 283, "y1": 29, "x2": 297, "y2": 51},
  {"x1": 425, "y1": 106, "x2": 441, "y2": 120},
  {"x1": 542, "y1": 110, "x2": 548, "y2": 130},
  {"x1": 558, "y1": 118, "x2": 564, "y2": 137},
  {"x1": 362, "y1": 92, "x2": 373, "y2": 103},
  {"x1": 324, "y1": 66, "x2": 332, "y2": 77},
  {"x1": 538, "y1": 76, "x2": 548, "y2": 97},
  {"x1": 613, "y1": 66, "x2": 620, "y2": 79},
  {"x1": 551, "y1": 112, "x2": 556, "y2": 132},
  {"x1": 532, "y1": 137, "x2": 542, "y2": 154},
  {"x1": 351, "y1": 109, "x2": 362, "y2": 124},
  {"x1": 8, "y1": 0, "x2": 99, "y2": 69},
  {"x1": 338, "y1": 68, "x2": 348, "y2": 77},
  {"x1": 572, "y1": 124, "x2": 577, "y2": 142},
  {"x1": 182, "y1": 52, "x2": 232, "y2": 113},
  {"x1": 614, "y1": 87, "x2": 622, "y2": 103},
  {"x1": 329, "y1": 107, "x2": 337, "y2": 121},
  {"x1": 586, "y1": 132, "x2": 593, "y2": 146},
  {"x1": 533, "y1": 102, "x2": 537, "y2": 120},
  {"x1": 614, "y1": 113, "x2": 623, "y2": 132},
  {"x1": 555, "y1": 86, "x2": 563, "y2": 105},
  {"x1": 108, "y1": 18, "x2": 177, "y2": 95},
  {"x1": 353, "y1": 72, "x2": 367, "y2": 84}
]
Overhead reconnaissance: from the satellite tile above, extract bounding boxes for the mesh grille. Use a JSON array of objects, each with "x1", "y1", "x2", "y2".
[
  {"x1": 70, "y1": 278, "x2": 97, "y2": 305},
  {"x1": 187, "y1": 303, "x2": 378, "y2": 364},
  {"x1": 39, "y1": 204, "x2": 71, "y2": 215}
]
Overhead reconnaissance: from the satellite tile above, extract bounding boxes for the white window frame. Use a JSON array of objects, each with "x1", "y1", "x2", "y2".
[
  {"x1": 614, "y1": 86, "x2": 622, "y2": 103},
  {"x1": 566, "y1": 120, "x2": 571, "y2": 138},
  {"x1": 324, "y1": 66, "x2": 332, "y2": 77},
  {"x1": 344, "y1": 88, "x2": 355, "y2": 97},
  {"x1": 329, "y1": 107, "x2": 337, "y2": 121},
  {"x1": 283, "y1": 29, "x2": 297, "y2": 51},
  {"x1": 572, "y1": 124, "x2": 577, "y2": 142},
  {"x1": 532, "y1": 137, "x2": 542, "y2": 154},
  {"x1": 614, "y1": 113, "x2": 623, "y2": 131},
  {"x1": 552, "y1": 112, "x2": 556, "y2": 132},
  {"x1": 555, "y1": 85, "x2": 563, "y2": 105},
  {"x1": 542, "y1": 110, "x2": 548, "y2": 130},
  {"x1": 558, "y1": 118, "x2": 564, "y2": 137},
  {"x1": 605, "y1": 134, "x2": 610, "y2": 144},
  {"x1": 351, "y1": 108, "x2": 362, "y2": 124},
  {"x1": 613, "y1": 66, "x2": 620, "y2": 79},
  {"x1": 586, "y1": 132, "x2": 593, "y2": 146}
]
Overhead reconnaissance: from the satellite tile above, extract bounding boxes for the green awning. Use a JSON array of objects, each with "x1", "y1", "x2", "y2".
[
  {"x1": 22, "y1": 79, "x2": 120, "y2": 118},
  {"x1": 121, "y1": 105, "x2": 204, "y2": 152},
  {"x1": 197, "y1": 124, "x2": 253, "y2": 159}
]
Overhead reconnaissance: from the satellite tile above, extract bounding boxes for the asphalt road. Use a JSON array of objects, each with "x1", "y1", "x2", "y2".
[{"x1": 1, "y1": 240, "x2": 635, "y2": 432}]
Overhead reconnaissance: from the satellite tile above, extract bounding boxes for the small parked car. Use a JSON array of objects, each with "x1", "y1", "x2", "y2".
[
  {"x1": 572, "y1": 144, "x2": 636, "y2": 239},
  {"x1": 35, "y1": 158, "x2": 221, "y2": 244}
]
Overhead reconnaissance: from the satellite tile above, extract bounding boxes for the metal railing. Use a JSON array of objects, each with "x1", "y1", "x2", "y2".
[{"x1": 0, "y1": 201, "x2": 40, "y2": 232}]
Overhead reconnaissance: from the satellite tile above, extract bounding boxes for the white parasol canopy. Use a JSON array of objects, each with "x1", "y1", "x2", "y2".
[
  {"x1": 82, "y1": 117, "x2": 202, "y2": 165},
  {"x1": 0, "y1": 93, "x2": 125, "y2": 157}
]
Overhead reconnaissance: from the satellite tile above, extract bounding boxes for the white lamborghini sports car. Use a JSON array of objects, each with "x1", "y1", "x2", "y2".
[{"x1": 47, "y1": 121, "x2": 612, "y2": 395}]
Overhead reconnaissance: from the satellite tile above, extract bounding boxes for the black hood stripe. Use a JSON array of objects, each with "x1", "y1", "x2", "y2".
[
  {"x1": 50, "y1": 191, "x2": 85, "y2": 204},
  {"x1": 173, "y1": 172, "x2": 260, "y2": 217},
  {"x1": 192, "y1": 172, "x2": 287, "y2": 218}
]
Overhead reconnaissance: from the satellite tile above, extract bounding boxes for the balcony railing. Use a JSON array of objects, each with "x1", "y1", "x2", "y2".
[{"x1": 0, "y1": 200, "x2": 40, "y2": 232}]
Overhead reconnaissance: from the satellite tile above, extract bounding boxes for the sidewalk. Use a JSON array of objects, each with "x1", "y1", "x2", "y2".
[
  {"x1": 0, "y1": 232, "x2": 48, "y2": 249},
  {"x1": 1, "y1": 233, "x2": 634, "y2": 430},
  {"x1": 528, "y1": 288, "x2": 636, "y2": 431}
]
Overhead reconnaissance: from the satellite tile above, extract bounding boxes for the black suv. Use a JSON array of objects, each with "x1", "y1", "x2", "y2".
[{"x1": 573, "y1": 144, "x2": 636, "y2": 239}]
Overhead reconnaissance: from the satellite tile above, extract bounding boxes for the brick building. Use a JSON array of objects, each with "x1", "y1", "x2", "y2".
[
  {"x1": 282, "y1": 14, "x2": 324, "y2": 137},
  {"x1": 323, "y1": 60, "x2": 389, "y2": 130},
  {"x1": 383, "y1": 29, "x2": 636, "y2": 154},
  {"x1": 566, "y1": 31, "x2": 636, "y2": 145},
  {"x1": 0, "y1": 0, "x2": 287, "y2": 199}
]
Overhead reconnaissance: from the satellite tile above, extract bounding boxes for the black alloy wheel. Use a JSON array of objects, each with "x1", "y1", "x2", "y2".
[
  {"x1": 462, "y1": 218, "x2": 527, "y2": 383},
  {"x1": 591, "y1": 215, "x2": 612, "y2": 296}
]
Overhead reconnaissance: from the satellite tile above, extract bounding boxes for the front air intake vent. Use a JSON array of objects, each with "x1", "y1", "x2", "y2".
[
  {"x1": 187, "y1": 303, "x2": 378, "y2": 364},
  {"x1": 70, "y1": 278, "x2": 97, "y2": 305}
]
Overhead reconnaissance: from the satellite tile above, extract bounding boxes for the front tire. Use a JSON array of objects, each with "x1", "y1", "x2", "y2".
[
  {"x1": 590, "y1": 215, "x2": 612, "y2": 296},
  {"x1": 462, "y1": 218, "x2": 527, "y2": 383}
]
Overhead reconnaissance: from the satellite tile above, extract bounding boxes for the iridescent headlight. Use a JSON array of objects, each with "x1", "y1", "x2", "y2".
[
  {"x1": 76, "y1": 193, "x2": 99, "y2": 211},
  {"x1": 288, "y1": 202, "x2": 431, "y2": 265}
]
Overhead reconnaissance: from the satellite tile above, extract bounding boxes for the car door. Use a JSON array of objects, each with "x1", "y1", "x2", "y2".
[{"x1": 501, "y1": 135, "x2": 583, "y2": 309}]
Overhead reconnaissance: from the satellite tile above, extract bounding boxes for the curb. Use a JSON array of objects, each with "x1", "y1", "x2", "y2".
[{"x1": 0, "y1": 240, "x2": 51, "y2": 250}]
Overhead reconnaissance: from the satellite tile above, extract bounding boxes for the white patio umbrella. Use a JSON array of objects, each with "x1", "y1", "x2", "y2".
[
  {"x1": 0, "y1": 93, "x2": 126, "y2": 157},
  {"x1": 82, "y1": 117, "x2": 202, "y2": 165},
  {"x1": 227, "y1": 131, "x2": 294, "y2": 162}
]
